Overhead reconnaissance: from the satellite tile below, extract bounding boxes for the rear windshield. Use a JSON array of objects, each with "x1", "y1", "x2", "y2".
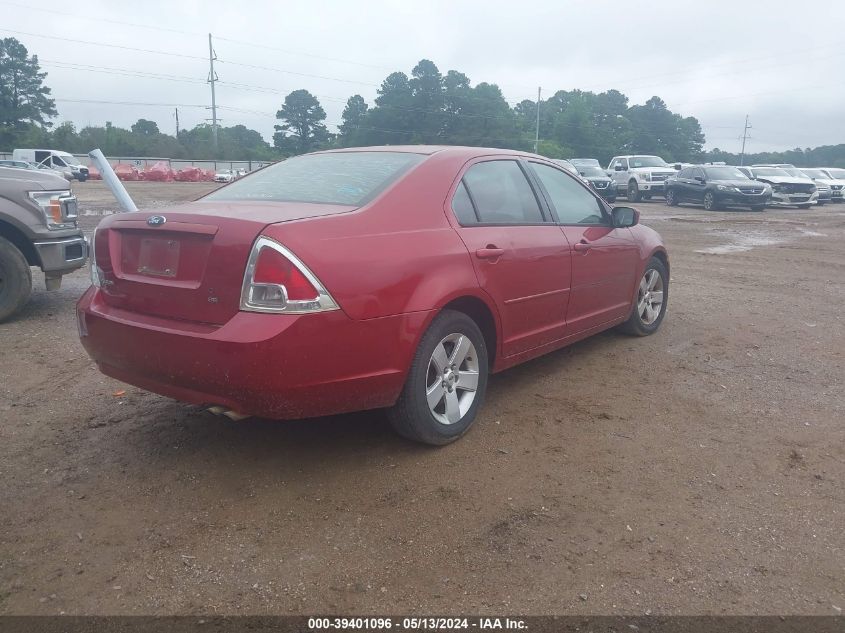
[{"x1": 204, "y1": 151, "x2": 424, "y2": 206}]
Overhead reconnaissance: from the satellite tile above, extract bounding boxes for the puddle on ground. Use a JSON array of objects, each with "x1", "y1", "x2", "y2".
[{"x1": 695, "y1": 233, "x2": 787, "y2": 254}]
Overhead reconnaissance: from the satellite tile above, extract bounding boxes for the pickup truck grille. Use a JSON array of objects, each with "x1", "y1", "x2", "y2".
[{"x1": 650, "y1": 172, "x2": 675, "y2": 182}]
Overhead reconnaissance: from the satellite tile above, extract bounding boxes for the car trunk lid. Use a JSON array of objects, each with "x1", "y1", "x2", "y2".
[{"x1": 94, "y1": 201, "x2": 355, "y2": 324}]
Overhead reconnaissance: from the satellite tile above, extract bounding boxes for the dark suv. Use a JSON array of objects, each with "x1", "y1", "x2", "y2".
[{"x1": 665, "y1": 165, "x2": 771, "y2": 211}]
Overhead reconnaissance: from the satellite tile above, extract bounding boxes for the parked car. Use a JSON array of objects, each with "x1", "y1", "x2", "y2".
[
  {"x1": 77, "y1": 146, "x2": 669, "y2": 445},
  {"x1": 12, "y1": 149, "x2": 89, "y2": 182},
  {"x1": 0, "y1": 159, "x2": 40, "y2": 171},
  {"x1": 0, "y1": 167, "x2": 88, "y2": 321},
  {"x1": 569, "y1": 158, "x2": 601, "y2": 169},
  {"x1": 756, "y1": 164, "x2": 830, "y2": 206},
  {"x1": 576, "y1": 165, "x2": 616, "y2": 202},
  {"x1": 214, "y1": 170, "x2": 235, "y2": 183},
  {"x1": 801, "y1": 168, "x2": 840, "y2": 205},
  {"x1": 665, "y1": 165, "x2": 770, "y2": 211},
  {"x1": 551, "y1": 159, "x2": 578, "y2": 175},
  {"x1": 740, "y1": 165, "x2": 819, "y2": 208},
  {"x1": 820, "y1": 168, "x2": 845, "y2": 201},
  {"x1": 607, "y1": 155, "x2": 676, "y2": 202}
]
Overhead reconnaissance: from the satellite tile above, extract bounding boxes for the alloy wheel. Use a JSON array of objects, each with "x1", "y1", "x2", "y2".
[
  {"x1": 426, "y1": 333, "x2": 480, "y2": 425},
  {"x1": 637, "y1": 269, "x2": 665, "y2": 325},
  {"x1": 704, "y1": 192, "x2": 715, "y2": 210}
]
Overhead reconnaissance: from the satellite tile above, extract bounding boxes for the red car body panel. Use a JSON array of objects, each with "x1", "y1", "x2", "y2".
[{"x1": 78, "y1": 146, "x2": 668, "y2": 420}]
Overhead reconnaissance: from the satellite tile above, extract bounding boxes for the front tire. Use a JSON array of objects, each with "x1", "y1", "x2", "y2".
[
  {"x1": 0, "y1": 236, "x2": 33, "y2": 322},
  {"x1": 703, "y1": 191, "x2": 720, "y2": 211},
  {"x1": 388, "y1": 310, "x2": 489, "y2": 445},
  {"x1": 619, "y1": 257, "x2": 668, "y2": 337},
  {"x1": 666, "y1": 188, "x2": 679, "y2": 206},
  {"x1": 627, "y1": 180, "x2": 641, "y2": 202}
]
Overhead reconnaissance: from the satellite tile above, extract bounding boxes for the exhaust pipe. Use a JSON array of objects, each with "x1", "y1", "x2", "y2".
[{"x1": 206, "y1": 405, "x2": 251, "y2": 421}]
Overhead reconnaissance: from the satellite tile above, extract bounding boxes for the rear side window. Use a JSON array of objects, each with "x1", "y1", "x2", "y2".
[
  {"x1": 452, "y1": 181, "x2": 478, "y2": 224},
  {"x1": 204, "y1": 151, "x2": 424, "y2": 206},
  {"x1": 462, "y1": 160, "x2": 544, "y2": 224},
  {"x1": 530, "y1": 162, "x2": 605, "y2": 225}
]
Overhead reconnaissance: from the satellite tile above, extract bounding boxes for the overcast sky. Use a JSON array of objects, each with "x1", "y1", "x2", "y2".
[{"x1": 3, "y1": 0, "x2": 844, "y2": 153}]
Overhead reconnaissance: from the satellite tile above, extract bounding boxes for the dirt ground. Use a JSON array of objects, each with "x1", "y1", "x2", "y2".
[{"x1": 1, "y1": 181, "x2": 843, "y2": 616}]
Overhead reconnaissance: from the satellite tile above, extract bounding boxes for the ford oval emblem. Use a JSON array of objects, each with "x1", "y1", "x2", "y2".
[{"x1": 147, "y1": 215, "x2": 166, "y2": 227}]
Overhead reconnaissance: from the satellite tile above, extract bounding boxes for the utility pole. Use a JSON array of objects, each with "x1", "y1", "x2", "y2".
[
  {"x1": 174, "y1": 107, "x2": 180, "y2": 137},
  {"x1": 207, "y1": 33, "x2": 218, "y2": 152},
  {"x1": 534, "y1": 87, "x2": 541, "y2": 154},
  {"x1": 739, "y1": 114, "x2": 751, "y2": 166}
]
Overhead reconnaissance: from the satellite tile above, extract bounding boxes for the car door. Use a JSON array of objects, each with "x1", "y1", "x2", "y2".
[
  {"x1": 689, "y1": 167, "x2": 707, "y2": 203},
  {"x1": 449, "y1": 158, "x2": 572, "y2": 358},
  {"x1": 674, "y1": 167, "x2": 692, "y2": 201},
  {"x1": 528, "y1": 161, "x2": 640, "y2": 334},
  {"x1": 610, "y1": 157, "x2": 628, "y2": 191}
]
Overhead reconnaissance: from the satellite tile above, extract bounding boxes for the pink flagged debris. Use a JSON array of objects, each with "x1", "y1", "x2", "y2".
[
  {"x1": 141, "y1": 161, "x2": 174, "y2": 182},
  {"x1": 87, "y1": 166, "x2": 102, "y2": 180},
  {"x1": 173, "y1": 167, "x2": 205, "y2": 182},
  {"x1": 113, "y1": 164, "x2": 140, "y2": 181}
]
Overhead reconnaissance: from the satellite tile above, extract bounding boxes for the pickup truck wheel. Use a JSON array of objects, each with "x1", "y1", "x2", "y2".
[
  {"x1": 0, "y1": 236, "x2": 33, "y2": 322},
  {"x1": 627, "y1": 180, "x2": 641, "y2": 202},
  {"x1": 387, "y1": 309, "x2": 489, "y2": 446}
]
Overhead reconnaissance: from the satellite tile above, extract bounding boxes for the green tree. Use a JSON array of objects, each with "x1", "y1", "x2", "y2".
[
  {"x1": 0, "y1": 37, "x2": 57, "y2": 148},
  {"x1": 338, "y1": 95, "x2": 368, "y2": 146},
  {"x1": 51, "y1": 121, "x2": 78, "y2": 150},
  {"x1": 363, "y1": 71, "x2": 415, "y2": 145},
  {"x1": 131, "y1": 118, "x2": 160, "y2": 136},
  {"x1": 273, "y1": 89, "x2": 329, "y2": 155},
  {"x1": 409, "y1": 59, "x2": 444, "y2": 141}
]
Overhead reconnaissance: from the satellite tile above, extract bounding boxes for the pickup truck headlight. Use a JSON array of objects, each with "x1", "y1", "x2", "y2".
[
  {"x1": 28, "y1": 190, "x2": 78, "y2": 230},
  {"x1": 638, "y1": 172, "x2": 651, "y2": 181}
]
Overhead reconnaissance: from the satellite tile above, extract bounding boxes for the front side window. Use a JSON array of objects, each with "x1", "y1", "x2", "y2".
[
  {"x1": 530, "y1": 162, "x2": 605, "y2": 225},
  {"x1": 461, "y1": 160, "x2": 544, "y2": 224},
  {"x1": 678, "y1": 168, "x2": 693, "y2": 179}
]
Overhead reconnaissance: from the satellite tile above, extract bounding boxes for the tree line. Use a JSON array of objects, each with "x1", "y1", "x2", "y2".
[{"x1": 3, "y1": 37, "x2": 844, "y2": 167}]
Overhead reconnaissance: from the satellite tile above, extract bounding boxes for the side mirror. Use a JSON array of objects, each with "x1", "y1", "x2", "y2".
[
  {"x1": 694, "y1": 176, "x2": 705, "y2": 183},
  {"x1": 611, "y1": 206, "x2": 639, "y2": 228},
  {"x1": 614, "y1": 164, "x2": 623, "y2": 171}
]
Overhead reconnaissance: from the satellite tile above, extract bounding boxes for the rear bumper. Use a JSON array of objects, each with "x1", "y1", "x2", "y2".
[
  {"x1": 77, "y1": 287, "x2": 429, "y2": 419},
  {"x1": 33, "y1": 235, "x2": 88, "y2": 273}
]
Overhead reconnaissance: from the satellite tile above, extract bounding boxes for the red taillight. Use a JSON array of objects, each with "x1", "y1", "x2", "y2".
[
  {"x1": 241, "y1": 236, "x2": 339, "y2": 314},
  {"x1": 253, "y1": 246, "x2": 318, "y2": 300}
]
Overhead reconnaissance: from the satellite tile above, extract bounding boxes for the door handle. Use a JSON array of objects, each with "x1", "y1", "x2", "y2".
[
  {"x1": 475, "y1": 247, "x2": 504, "y2": 260},
  {"x1": 573, "y1": 240, "x2": 592, "y2": 253}
]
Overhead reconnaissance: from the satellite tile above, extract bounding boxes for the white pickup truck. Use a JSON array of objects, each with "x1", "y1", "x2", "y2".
[{"x1": 607, "y1": 155, "x2": 676, "y2": 202}]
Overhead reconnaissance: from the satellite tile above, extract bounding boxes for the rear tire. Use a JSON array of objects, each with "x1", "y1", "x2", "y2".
[
  {"x1": 619, "y1": 257, "x2": 668, "y2": 337},
  {"x1": 388, "y1": 310, "x2": 489, "y2": 445},
  {"x1": 627, "y1": 180, "x2": 641, "y2": 202},
  {"x1": 0, "y1": 236, "x2": 33, "y2": 322}
]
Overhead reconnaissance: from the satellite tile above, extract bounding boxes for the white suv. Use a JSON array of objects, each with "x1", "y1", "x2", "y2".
[{"x1": 607, "y1": 155, "x2": 676, "y2": 202}]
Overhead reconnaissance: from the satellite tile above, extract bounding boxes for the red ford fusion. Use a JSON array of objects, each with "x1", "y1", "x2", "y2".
[{"x1": 78, "y1": 146, "x2": 669, "y2": 445}]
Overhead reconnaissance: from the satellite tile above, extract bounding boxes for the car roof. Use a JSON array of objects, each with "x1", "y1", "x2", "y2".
[{"x1": 313, "y1": 145, "x2": 548, "y2": 160}]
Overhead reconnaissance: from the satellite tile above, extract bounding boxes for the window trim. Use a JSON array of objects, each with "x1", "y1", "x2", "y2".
[
  {"x1": 526, "y1": 160, "x2": 611, "y2": 227},
  {"x1": 450, "y1": 157, "x2": 553, "y2": 227}
]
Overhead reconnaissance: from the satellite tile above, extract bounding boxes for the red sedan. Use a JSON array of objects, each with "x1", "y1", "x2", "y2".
[{"x1": 78, "y1": 146, "x2": 669, "y2": 445}]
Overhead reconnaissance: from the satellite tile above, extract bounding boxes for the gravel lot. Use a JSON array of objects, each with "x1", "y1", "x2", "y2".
[{"x1": 1, "y1": 181, "x2": 843, "y2": 615}]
